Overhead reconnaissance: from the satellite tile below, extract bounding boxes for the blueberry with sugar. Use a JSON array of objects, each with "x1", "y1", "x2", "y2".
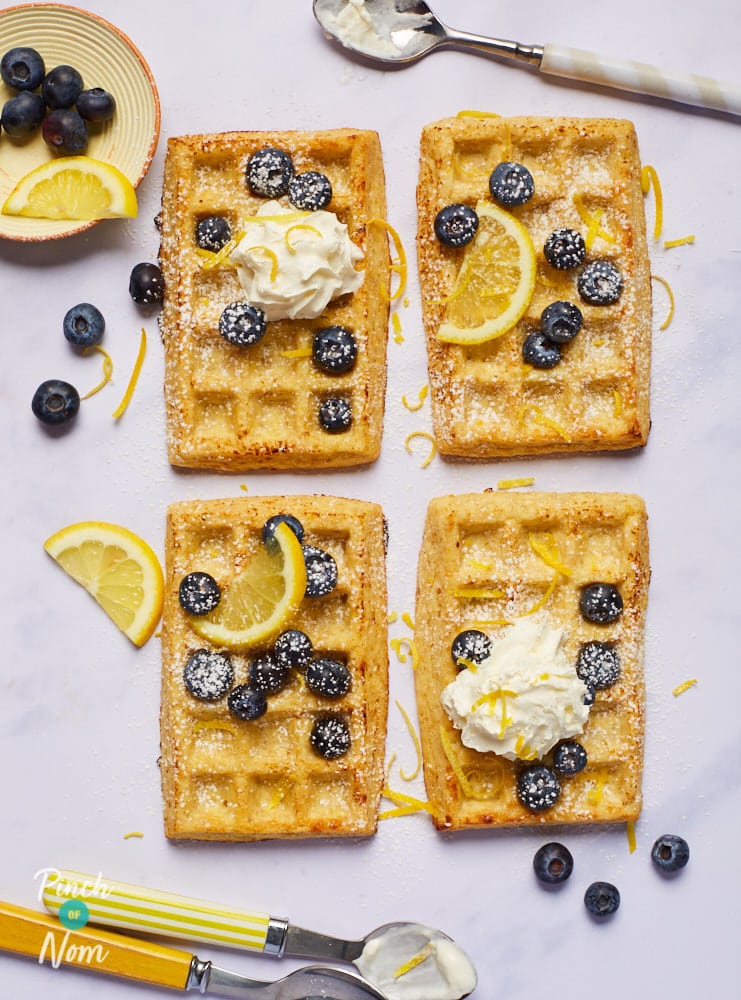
[
  {"x1": 76, "y1": 88, "x2": 116, "y2": 124},
  {"x1": 246, "y1": 147, "x2": 294, "y2": 198},
  {"x1": 489, "y1": 161, "x2": 534, "y2": 208},
  {"x1": 540, "y1": 300, "x2": 583, "y2": 343},
  {"x1": 262, "y1": 513, "x2": 304, "y2": 546},
  {"x1": 306, "y1": 658, "x2": 352, "y2": 698},
  {"x1": 584, "y1": 881, "x2": 620, "y2": 917},
  {"x1": 219, "y1": 301, "x2": 267, "y2": 347},
  {"x1": 228, "y1": 684, "x2": 268, "y2": 721},
  {"x1": 553, "y1": 740, "x2": 588, "y2": 776},
  {"x1": 274, "y1": 629, "x2": 313, "y2": 670},
  {"x1": 543, "y1": 228, "x2": 586, "y2": 270},
  {"x1": 63, "y1": 303, "x2": 105, "y2": 348},
  {"x1": 310, "y1": 714, "x2": 351, "y2": 759},
  {"x1": 578, "y1": 259, "x2": 623, "y2": 305},
  {"x1": 42, "y1": 64, "x2": 84, "y2": 109},
  {"x1": 522, "y1": 329, "x2": 561, "y2": 369},
  {"x1": 1, "y1": 46, "x2": 45, "y2": 91},
  {"x1": 434, "y1": 203, "x2": 478, "y2": 248},
  {"x1": 183, "y1": 649, "x2": 234, "y2": 701},
  {"x1": 451, "y1": 629, "x2": 492, "y2": 668},
  {"x1": 129, "y1": 262, "x2": 165, "y2": 306},
  {"x1": 517, "y1": 765, "x2": 561, "y2": 812},
  {"x1": 178, "y1": 572, "x2": 221, "y2": 616},
  {"x1": 580, "y1": 583, "x2": 623, "y2": 624},
  {"x1": 1, "y1": 92, "x2": 45, "y2": 137},
  {"x1": 318, "y1": 397, "x2": 352, "y2": 433},
  {"x1": 195, "y1": 215, "x2": 232, "y2": 252},
  {"x1": 312, "y1": 326, "x2": 358, "y2": 375},
  {"x1": 31, "y1": 379, "x2": 80, "y2": 426},
  {"x1": 577, "y1": 641, "x2": 620, "y2": 689},
  {"x1": 533, "y1": 842, "x2": 574, "y2": 885},
  {"x1": 288, "y1": 171, "x2": 333, "y2": 211},
  {"x1": 651, "y1": 834, "x2": 690, "y2": 873},
  {"x1": 303, "y1": 544, "x2": 338, "y2": 598},
  {"x1": 248, "y1": 653, "x2": 290, "y2": 694},
  {"x1": 583, "y1": 683, "x2": 596, "y2": 707}
]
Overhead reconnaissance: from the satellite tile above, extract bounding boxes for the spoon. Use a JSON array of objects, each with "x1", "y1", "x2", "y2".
[{"x1": 312, "y1": 0, "x2": 741, "y2": 117}]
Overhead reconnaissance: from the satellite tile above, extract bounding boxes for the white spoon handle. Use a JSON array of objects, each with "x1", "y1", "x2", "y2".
[{"x1": 541, "y1": 43, "x2": 741, "y2": 115}]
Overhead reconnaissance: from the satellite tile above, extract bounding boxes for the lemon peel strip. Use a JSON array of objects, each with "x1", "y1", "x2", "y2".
[
  {"x1": 393, "y1": 943, "x2": 436, "y2": 980},
  {"x1": 123, "y1": 831, "x2": 144, "y2": 840},
  {"x1": 518, "y1": 404, "x2": 571, "y2": 442},
  {"x1": 402, "y1": 385, "x2": 429, "y2": 412},
  {"x1": 279, "y1": 347, "x2": 313, "y2": 358},
  {"x1": 197, "y1": 231, "x2": 245, "y2": 269},
  {"x1": 369, "y1": 217, "x2": 407, "y2": 303},
  {"x1": 246, "y1": 245, "x2": 279, "y2": 281},
  {"x1": 404, "y1": 431, "x2": 436, "y2": 468},
  {"x1": 651, "y1": 274, "x2": 675, "y2": 329},
  {"x1": 613, "y1": 389, "x2": 623, "y2": 417},
  {"x1": 194, "y1": 719, "x2": 239, "y2": 735},
  {"x1": 392, "y1": 312, "x2": 404, "y2": 343},
  {"x1": 402, "y1": 612, "x2": 415, "y2": 630},
  {"x1": 518, "y1": 574, "x2": 560, "y2": 616},
  {"x1": 387, "y1": 611, "x2": 399, "y2": 625},
  {"x1": 664, "y1": 234, "x2": 695, "y2": 249},
  {"x1": 112, "y1": 329, "x2": 147, "y2": 420},
  {"x1": 673, "y1": 678, "x2": 698, "y2": 696},
  {"x1": 453, "y1": 587, "x2": 505, "y2": 600},
  {"x1": 498, "y1": 477, "x2": 535, "y2": 490},
  {"x1": 641, "y1": 165, "x2": 663, "y2": 240},
  {"x1": 528, "y1": 533, "x2": 572, "y2": 578},
  {"x1": 626, "y1": 820, "x2": 637, "y2": 854},
  {"x1": 439, "y1": 724, "x2": 503, "y2": 800},
  {"x1": 284, "y1": 223, "x2": 322, "y2": 253},
  {"x1": 572, "y1": 193, "x2": 616, "y2": 248},
  {"x1": 396, "y1": 699, "x2": 422, "y2": 781},
  {"x1": 81, "y1": 345, "x2": 114, "y2": 399}
]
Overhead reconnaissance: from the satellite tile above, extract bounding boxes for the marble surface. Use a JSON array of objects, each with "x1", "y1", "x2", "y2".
[{"x1": 1, "y1": 1, "x2": 740, "y2": 997}]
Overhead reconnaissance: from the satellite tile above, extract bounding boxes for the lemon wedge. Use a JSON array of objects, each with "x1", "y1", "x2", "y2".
[
  {"x1": 2, "y1": 156, "x2": 138, "y2": 220},
  {"x1": 437, "y1": 200, "x2": 536, "y2": 344},
  {"x1": 189, "y1": 522, "x2": 307, "y2": 649},
  {"x1": 44, "y1": 521, "x2": 164, "y2": 647}
]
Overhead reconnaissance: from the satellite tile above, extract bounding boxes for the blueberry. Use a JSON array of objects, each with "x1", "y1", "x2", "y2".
[
  {"x1": 75, "y1": 87, "x2": 116, "y2": 124},
  {"x1": 433, "y1": 203, "x2": 479, "y2": 248},
  {"x1": 580, "y1": 584, "x2": 623, "y2": 624},
  {"x1": 42, "y1": 65, "x2": 84, "y2": 109},
  {"x1": 31, "y1": 379, "x2": 80, "y2": 426},
  {"x1": 62, "y1": 303, "x2": 105, "y2": 348},
  {"x1": 1, "y1": 46, "x2": 45, "y2": 91},
  {"x1": 578, "y1": 260, "x2": 623, "y2": 305},
  {"x1": 651, "y1": 834, "x2": 690, "y2": 873},
  {"x1": 262, "y1": 513, "x2": 304, "y2": 546},
  {"x1": 517, "y1": 765, "x2": 561, "y2": 812},
  {"x1": 228, "y1": 684, "x2": 268, "y2": 721},
  {"x1": 288, "y1": 171, "x2": 332, "y2": 211},
  {"x1": 543, "y1": 228, "x2": 586, "y2": 270},
  {"x1": 195, "y1": 215, "x2": 232, "y2": 252},
  {"x1": 306, "y1": 658, "x2": 352, "y2": 698},
  {"x1": 274, "y1": 629, "x2": 313, "y2": 670},
  {"x1": 178, "y1": 572, "x2": 221, "y2": 616},
  {"x1": 41, "y1": 108, "x2": 89, "y2": 154},
  {"x1": 540, "y1": 300, "x2": 583, "y2": 344},
  {"x1": 312, "y1": 326, "x2": 357, "y2": 375},
  {"x1": 318, "y1": 397, "x2": 352, "y2": 433},
  {"x1": 129, "y1": 262, "x2": 165, "y2": 306},
  {"x1": 553, "y1": 740, "x2": 588, "y2": 776},
  {"x1": 246, "y1": 147, "x2": 294, "y2": 198},
  {"x1": 1, "y1": 92, "x2": 45, "y2": 137},
  {"x1": 451, "y1": 629, "x2": 492, "y2": 668},
  {"x1": 489, "y1": 161, "x2": 534, "y2": 208},
  {"x1": 584, "y1": 881, "x2": 620, "y2": 918},
  {"x1": 577, "y1": 642, "x2": 621, "y2": 689},
  {"x1": 303, "y1": 545, "x2": 338, "y2": 598},
  {"x1": 533, "y1": 842, "x2": 574, "y2": 885},
  {"x1": 310, "y1": 714, "x2": 351, "y2": 759},
  {"x1": 183, "y1": 649, "x2": 234, "y2": 701},
  {"x1": 219, "y1": 301, "x2": 267, "y2": 347},
  {"x1": 522, "y1": 330, "x2": 561, "y2": 369},
  {"x1": 248, "y1": 653, "x2": 290, "y2": 694}
]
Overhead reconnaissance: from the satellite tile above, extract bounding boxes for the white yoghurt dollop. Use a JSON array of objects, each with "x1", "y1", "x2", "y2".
[
  {"x1": 441, "y1": 615, "x2": 590, "y2": 761},
  {"x1": 315, "y1": 0, "x2": 434, "y2": 60},
  {"x1": 230, "y1": 200, "x2": 363, "y2": 321}
]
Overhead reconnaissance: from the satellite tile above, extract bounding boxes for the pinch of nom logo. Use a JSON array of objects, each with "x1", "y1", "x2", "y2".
[{"x1": 34, "y1": 868, "x2": 113, "y2": 969}]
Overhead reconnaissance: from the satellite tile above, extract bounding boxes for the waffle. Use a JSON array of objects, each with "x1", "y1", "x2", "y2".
[
  {"x1": 414, "y1": 491, "x2": 649, "y2": 830},
  {"x1": 160, "y1": 495, "x2": 388, "y2": 840},
  {"x1": 159, "y1": 129, "x2": 389, "y2": 470},
  {"x1": 416, "y1": 116, "x2": 652, "y2": 458}
]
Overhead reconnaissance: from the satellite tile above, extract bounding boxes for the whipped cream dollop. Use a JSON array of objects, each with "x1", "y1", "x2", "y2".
[
  {"x1": 230, "y1": 200, "x2": 363, "y2": 321},
  {"x1": 315, "y1": 0, "x2": 434, "y2": 60},
  {"x1": 441, "y1": 615, "x2": 590, "y2": 761}
]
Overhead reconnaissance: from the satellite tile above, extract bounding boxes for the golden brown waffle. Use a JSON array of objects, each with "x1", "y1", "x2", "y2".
[
  {"x1": 159, "y1": 129, "x2": 389, "y2": 470},
  {"x1": 160, "y1": 495, "x2": 388, "y2": 840},
  {"x1": 417, "y1": 116, "x2": 652, "y2": 458},
  {"x1": 414, "y1": 491, "x2": 649, "y2": 830}
]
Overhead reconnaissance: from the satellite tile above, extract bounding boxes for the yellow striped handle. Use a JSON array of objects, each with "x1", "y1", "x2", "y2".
[
  {"x1": 42, "y1": 869, "x2": 272, "y2": 953},
  {"x1": 0, "y1": 900, "x2": 192, "y2": 990}
]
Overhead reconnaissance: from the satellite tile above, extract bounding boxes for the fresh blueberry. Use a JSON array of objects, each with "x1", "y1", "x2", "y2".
[
  {"x1": 41, "y1": 108, "x2": 89, "y2": 154},
  {"x1": 62, "y1": 303, "x2": 105, "y2": 348},
  {"x1": 651, "y1": 834, "x2": 690, "y2": 873},
  {"x1": 310, "y1": 714, "x2": 351, "y2": 759},
  {"x1": 312, "y1": 326, "x2": 358, "y2": 375},
  {"x1": 1, "y1": 92, "x2": 45, "y2": 137},
  {"x1": 543, "y1": 228, "x2": 586, "y2": 270},
  {"x1": 517, "y1": 765, "x2": 561, "y2": 812},
  {"x1": 584, "y1": 881, "x2": 620, "y2": 917},
  {"x1": 451, "y1": 629, "x2": 492, "y2": 668},
  {"x1": 303, "y1": 545, "x2": 338, "y2": 598},
  {"x1": 183, "y1": 649, "x2": 233, "y2": 701},
  {"x1": 577, "y1": 642, "x2": 621, "y2": 689},
  {"x1": 580, "y1": 583, "x2": 623, "y2": 624},
  {"x1": 228, "y1": 684, "x2": 268, "y2": 721},
  {"x1": 540, "y1": 300, "x2": 583, "y2": 343},
  {"x1": 31, "y1": 379, "x2": 80, "y2": 426},
  {"x1": 553, "y1": 740, "x2": 588, "y2": 775},
  {"x1": 1, "y1": 46, "x2": 45, "y2": 91},
  {"x1": 178, "y1": 572, "x2": 221, "y2": 616},
  {"x1": 42, "y1": 64, "x2": 84, "y2": 109},
  {"x1": 522, "y1": 330, "x2": 561, "y2": 369},
  {"x1": 129, "y1": 262, "x2": 165, "y2": 306},
  {"x1": 248, "y1": 653, "x2": 290, "y2": 694},
  {"x1": 433, "y1": 203, "x2": 479, "y2": 248},
  {"x1": 75, "y1": 87, "x2": 116, "y2": 123},
  {"x1": 489, "y1": 161, "x2": 535, "y2": 208},
  {"x1": 318, "y1": 397, "x2": 352, "y2": 433},
  {"x1": 533, "y1": 842, "x2": 574, "y2": 885},
  {"x1": 274, "y1": 629, "x2": 313, "y2": 670},
  {"x1": 195, "y1": 215, "x2": 232, "y2": 252},
  {"x1": 219, "y1": 301, "x2": 267, "y2": 347},
  {"x1": 288, "y1": 171, "x2": 332, "y2": 211},
  {"x1": 246, "y1": 147, "x2": 294, "y2": 197},
  {"x1": 578, "y1": 260, "x2": 623, "y2": 305},
  {"x1": 306, "y1": 658, "x2": 352, "y2": 698},
  {"x1": 262, "y1": 513, "x2": 304, "y2": 545}
]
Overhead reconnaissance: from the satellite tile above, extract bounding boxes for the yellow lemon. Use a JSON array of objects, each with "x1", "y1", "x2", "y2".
[{"x1": 2, "y1": 156, "x2": 137, "y2": 220}]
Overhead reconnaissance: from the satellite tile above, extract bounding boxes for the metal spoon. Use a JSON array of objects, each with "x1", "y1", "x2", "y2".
[{"x1": 312, "y1": 0, "x2": 741, "y2": 116}]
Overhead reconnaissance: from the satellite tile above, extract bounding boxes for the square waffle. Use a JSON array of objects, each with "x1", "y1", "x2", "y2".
[
  {"x1": 416, "y1": 115, "x2": 652, "y2": 458},
  {"x1": 160, "y1": 495, "x2": 388, "y2": 840},
  {"x1": 414, "y1": 491, "x2": 649, "y2": 829},
  {"x1": 159, "y1": 129, "x2": 389, "y2": 470}
]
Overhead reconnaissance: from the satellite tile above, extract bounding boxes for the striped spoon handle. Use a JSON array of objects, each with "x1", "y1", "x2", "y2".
[
  {"x1": 540, "y1": 44, "x2": 741, "y2": 115},
  {"x1": 42, "y1": 869, "x2": 285, "y2": 954}
]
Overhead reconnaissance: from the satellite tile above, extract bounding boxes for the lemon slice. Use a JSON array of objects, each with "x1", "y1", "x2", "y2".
[
  {"x1": 2, "y1": 156, "x2": 138, "y2": 221},
  {"x1": 44, "y1": 521, "x2": 164, "y2": 647},
  {"x1": 437, "y1": 200, "x2": 536, "y2": 344},
  {"x1": 189, "y1": 522, "x2": 307, "y2": 649}
]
